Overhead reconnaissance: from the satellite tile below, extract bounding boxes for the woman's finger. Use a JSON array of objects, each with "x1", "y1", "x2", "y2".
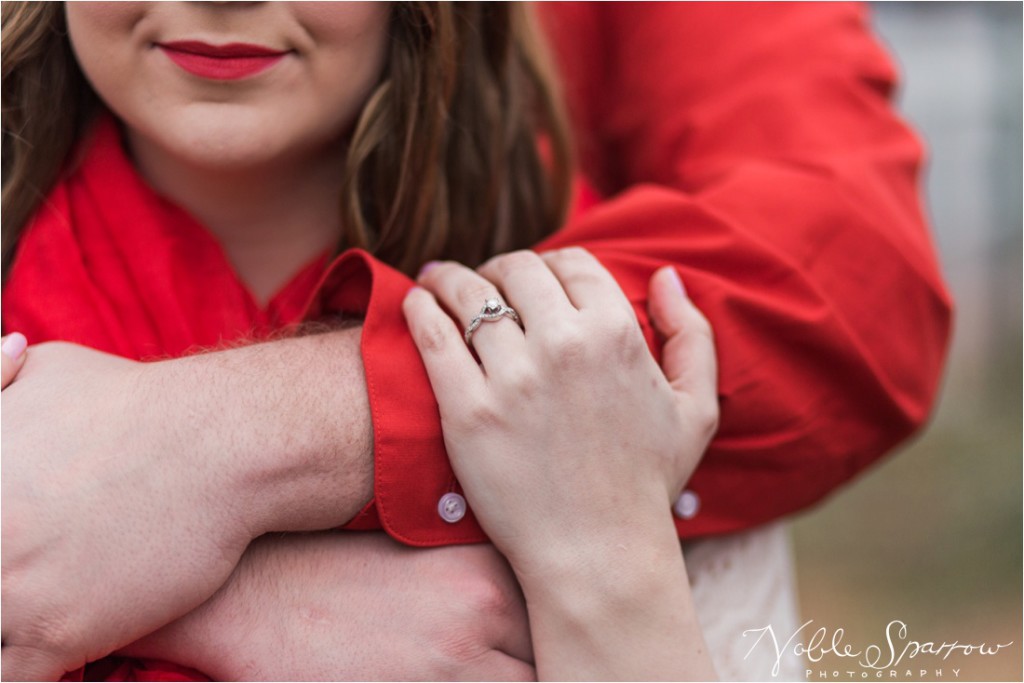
[
  {"x1": 402, "y1": 286, "x2": 487, "y2": 407},
  {"x1": 539, "y1": 248, "x2": 635, "y2": 317},
  {"x1": 647, "y1": 267, "x2": 717, "y2": 406},
  {"x1": 476, "y1": 250, "x2": 576, "y2": 327},
  {"x1": 417, "y1": 261, "x2": 526, "y2": 369},
  {"x1": 1, "y1": 333, "x2": 28, "y2": 389}
]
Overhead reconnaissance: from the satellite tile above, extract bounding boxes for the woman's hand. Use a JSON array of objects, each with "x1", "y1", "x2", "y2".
[
  {"x1": 1, "y1": 332, "x2": 28, "y2": 388},
  {"x1": 1, "y1": 342, "x2": 256, "y2": 680},
  {"x1": 119, "y1": 533, "x2": 535, "y2": 682},
  {"x1": 405, "y1": 248, "x2": 719, "y2": 680},
  {"x1": 405, "y1": 248, "x2": 718, "y2": 573}
]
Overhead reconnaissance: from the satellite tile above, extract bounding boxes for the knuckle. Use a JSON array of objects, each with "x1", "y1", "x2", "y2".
[
  {"x1": 434, "y1": 574, "x2": 515, "y2": 669},
  {"x1": 421, "y1": 260, "x2": 456, "y2": 282},
  {"x1": 561, "y1": 246, "x2": 604, "y2": 273},
  {"x1": 462, "y1": 571, "x2": 517, "y2": 618},
  {"x1": 489, "y1": 250, "x2": 540, "y2": 278},
  {"x1": 543, "y1": 324, "x2": 588, "y2": 363},
  {"x1": 413, "y1": 320, "x2": 452, "y2": 355},
  {"x1": 503, "y1": 364, "x2": 541, "y2": 398},
  {"x1": 592, "y1": 314, "x2": 646, "y2": 362},
  {"x1": 608, "y1": 313, "x2": 644, "y2": 346},
  {"x1": 558, "y1": 245, "x2": 593, "y2": 262},
  {"x1": 459, "y1": 398, "x2": 502, "y2": 432}
]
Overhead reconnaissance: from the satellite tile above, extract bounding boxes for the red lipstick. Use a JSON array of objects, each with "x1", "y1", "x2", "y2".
[{"x1": 157, "y1": 41, "x2": 289, "y2": 80}]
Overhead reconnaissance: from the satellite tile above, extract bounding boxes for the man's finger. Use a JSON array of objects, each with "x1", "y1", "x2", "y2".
[{"x1": 1, "y1": 333, "x2": 28, "y2": 390}]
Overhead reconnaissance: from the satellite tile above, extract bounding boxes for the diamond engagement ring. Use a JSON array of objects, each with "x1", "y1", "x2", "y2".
[{"x1": 464, "y1": 297, "x2": 521, "y2": 346}]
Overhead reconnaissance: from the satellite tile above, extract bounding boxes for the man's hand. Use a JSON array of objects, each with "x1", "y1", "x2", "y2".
[
  {"x1": 1, "y1": 342, "x2": 259, "y2": 680},
  {"x1": 119, "y1": 533, "x2": 536, "y2": 682},
  {"x1": 1, "y1": 331, "x2": 374, "y2": 680}
]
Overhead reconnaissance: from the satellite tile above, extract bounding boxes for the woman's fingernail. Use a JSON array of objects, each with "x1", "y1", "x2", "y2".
[
  {"x1": 666, "y1": 267, "x2": 686, "y2": 297},
  {"x1": 419, "y1": 261, "x2": 441, "y2": 278},
  {"x1": 2, "y1": 332, "x2": 27, "y2": 360}
]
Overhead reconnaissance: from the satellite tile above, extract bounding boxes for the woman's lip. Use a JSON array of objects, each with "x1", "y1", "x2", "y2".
[
  {"x1": 158, "y1": 41, "x2": 288, "y2": 58},
  {"x1": 157, "y1": 41, "x2": 290, "y2": 80}
]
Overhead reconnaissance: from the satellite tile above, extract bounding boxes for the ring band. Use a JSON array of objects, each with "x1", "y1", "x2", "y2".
[{"x1": 465, "y1": 297, "x2": 521, "y2": 346}]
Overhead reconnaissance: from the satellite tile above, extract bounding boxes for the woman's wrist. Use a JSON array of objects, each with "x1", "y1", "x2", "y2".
[
  {"x1": 513, "y1": 508, "x2": 717, "y2": 680},
  {"x1": 499, "y1": 475, "x2": 675, "y2": 587},
  {"x1": 512, "y1": 502, "x2": 683, "y2": 609}
]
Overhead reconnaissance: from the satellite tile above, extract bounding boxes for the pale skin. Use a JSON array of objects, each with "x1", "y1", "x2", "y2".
[
  {"x1": 1, "y1": 330, "x2": 379, "y2": 679},
  {"x1": 5, "y1": 326, "x2": 536, "y2": 682},
  {"x1": 406, "y1": 252, "x2": 719, "y2": 680},
  {"x1": 2, "y1": 2, "x2": 718, "y2": 680},
  {"x1": 117, "y1": 534, "x2": 539, "y2": 682},
  {"x1": 1, "y1": 261, "x2": 717, "y2": 682},
  {"x1": 0, "y1": 334, "x2": 27, "y2": 387}
]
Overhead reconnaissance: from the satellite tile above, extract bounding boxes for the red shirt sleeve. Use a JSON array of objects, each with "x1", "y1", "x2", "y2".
[{"x1": 311, "y1": 1, "x2": 952, "y2": 546}]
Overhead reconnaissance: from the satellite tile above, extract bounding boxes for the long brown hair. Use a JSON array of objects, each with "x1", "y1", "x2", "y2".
[{"x1": 1, "y1": 2, "x2": 572, "y2": 281}]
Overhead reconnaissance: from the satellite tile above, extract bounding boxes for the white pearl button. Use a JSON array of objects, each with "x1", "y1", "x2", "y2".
[
  {"x1": 673, "y1": 490, "x2": 700, "y2": 520},
  {"x1": 438, "y1": 492, "x2": 467, "y2": 523}
]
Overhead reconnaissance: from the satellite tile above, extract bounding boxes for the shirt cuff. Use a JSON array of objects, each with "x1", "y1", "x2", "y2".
[{"x1": 303, "y1": 248, "x2": 488, "y2": 546}]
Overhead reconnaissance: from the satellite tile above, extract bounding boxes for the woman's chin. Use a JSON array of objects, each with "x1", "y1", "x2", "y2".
[{"x1": 126, "y1": 105, "x2": 322, "y2": 172}]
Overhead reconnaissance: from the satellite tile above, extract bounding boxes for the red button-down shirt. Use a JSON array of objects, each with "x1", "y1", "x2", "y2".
[
  {"x1": 4, "y1": 2, "x2": 951, "y2": 552},
  {"x1": 7, "y1": 3, "x2": 954, "y2": 679}
]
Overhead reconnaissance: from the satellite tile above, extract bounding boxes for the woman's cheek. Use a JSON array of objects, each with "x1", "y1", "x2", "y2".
[
  {"x1": 65, "y1": 3, "x2": 149, "y2": 110},
  {"x1": 291, "y1": 2, "x2": 391, "y2": 45},
  {"x1": 298, "y1": 4, "x2": 391, "y2": 140}
]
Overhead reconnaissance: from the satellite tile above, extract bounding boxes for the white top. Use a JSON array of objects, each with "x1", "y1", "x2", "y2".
[{"x1": 683, "y1": 521, "x2": 806, "y2": 681}]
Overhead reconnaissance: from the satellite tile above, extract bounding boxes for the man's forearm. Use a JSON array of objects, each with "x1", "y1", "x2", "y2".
[{"x1": 147, "y1": 325, "x2": 373, "y2": 536}]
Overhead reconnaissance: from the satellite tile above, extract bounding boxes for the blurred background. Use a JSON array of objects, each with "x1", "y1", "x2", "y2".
[{"x1": 791, "y1": 3, "x2": 1023, "y2": 681}]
